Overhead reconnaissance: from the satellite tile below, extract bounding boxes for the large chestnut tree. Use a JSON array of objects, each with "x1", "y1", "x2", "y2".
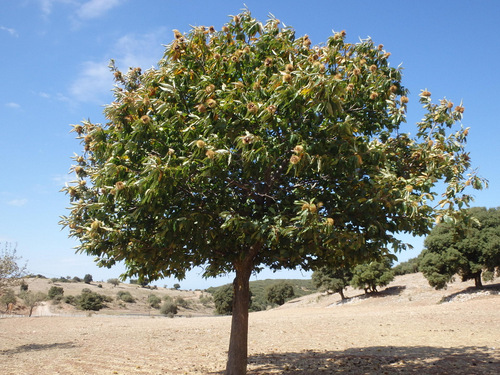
[{"x1": 61, "y1": 11, "x2": 484, "y2": 374}]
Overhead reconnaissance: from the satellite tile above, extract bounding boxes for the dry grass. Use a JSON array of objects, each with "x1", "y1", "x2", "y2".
[{"x1": 1, "y1": 273, "x2": 499, "y2": 374}]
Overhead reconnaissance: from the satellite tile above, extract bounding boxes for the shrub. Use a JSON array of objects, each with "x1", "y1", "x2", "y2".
[
  {"x1": 83, "y1": 274, "x2": 93, "y2": 284},
  {"x1": 393, "y1": 257, "x2": 420, "y2": 276},
  {"x1": 64, "y1": 295, "x2": 76, "y2": 305},
  {"x1": 76, "y1": 289, "x2": 110, "y2": 311},
  {"x1": 107, "y1": 278, "x2": 120, "y2": 287},
  {"x1": 351, "y1": 259, "x2": 395, "y2": 294},
  {"x1": 117, "y1": 291, "x2": 135, "y2": 303},
  {"x1": 174, "y1": 296, "x2": 189, "y2": 309},
  {"x1": 72, "y1": 276, "x2": 82, "y2": 282},
  {"x1": 1, "y1": 289, "x2": 16, "y2": 309},
  {"x1": 48, "y1": 286, "x2": 64, "y2": 300},
  {"x1": 147, "y1": 294, "x2": 162, "y2": 309},
  {"x1": 19, "y1": 281, "x2": 28, "y2": 292},
  {"x1": 265, "y1": 282, "x2": 295, "y2": 306},
  {"x1": 160, "y1": 301, "x2": 178, "y2": 317},
  {"x1": 173, "y1": 283, "x2": 181, "y2": 290},
  {"x1": 199, "y1": 294, "x2": 213, "y2": 307}
]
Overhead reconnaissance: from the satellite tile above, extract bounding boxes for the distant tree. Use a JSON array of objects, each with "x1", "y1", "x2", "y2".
[
  {"x1": 83, "y1": 274, "x2": 93, "y2": 284},
  {"x1": 213, "y1": 284, "x2": 234, "y2": 315},
  {"x1": 265, "y1": 282, "x2": 295, "y2": 306},
  {"x1": 351, "y1": 258, "x2": 394, "y2": 294},
  {"x1": 60, "y1": 10, "x2": 484, "y2": 374},
  {"x1": 20, "y1": 291, "x2": 46, "y2": 317},
  {"x1": 107, "y1": 278, "x2": 120, "y2": 287},
  {"x1": 420, "y1": 207, "x2": 500, "y2": 289},
  {"x1": 48, "y1": 286, "x2": 65, "y2": 300},
  {"x1": 76, "y1": 289, "x2": 109, "y2": 311},
  {"x1": 0, "y1": 242, "x2": 27, "y2": 292},
  {"x1": 117, "y1": 291, "x2": 135, "y2": 303},
  {"x1": 393, "y1": 257, "x2": 420, "y2": 276},
  {"x1": 160, "y1": 301, "x2": 178, "y2": 317},
  {"x1": 0, "y1": 289, "x2": 16, "y2": 310},
  {"x1": 72, "y1": 276, "x2": 82, "y2": 282},
  {"x1": 173, "y1": 283, "x2": 181, "y2": 290},
  {"x1": 312, "y1": 265, "x2": 353, "y2": 300},
  {"x1": 148, "y1": 294, "x2": 162, "y2": 308},
  {"x1": 19, "y1": 280, "x2": 28, "y2": 292}
]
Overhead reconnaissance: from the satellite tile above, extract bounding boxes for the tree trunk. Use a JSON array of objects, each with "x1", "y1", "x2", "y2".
[
  {"x1": 474, "y1": 273, "x2": 483, "y2": 288},
  {"x1": 339, "y1": 289, "x2": 346, "y2": 300},
  {"x1": 226, "y1": 264, "x2": 252, "y2": 375}
]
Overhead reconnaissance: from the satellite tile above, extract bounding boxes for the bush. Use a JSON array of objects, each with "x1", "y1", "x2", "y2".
[
  {"x1": 351, "y1": 259, "x2": 395, "y2": 294},
  {"x1": 83, "y1": 274, "x2": 93, "y2": 284},
  {"x1": 19, "y1": 280, "x2": 28, "y2": 292},
  {"x1": 199, "y1": 294, "x2": 213, "y2": 306},
  {"x1": 107, "y1": 278, "x2": 120, "y2": 287},
  {"x1": 173, "y1": 283, "x2": 181, "y2": 290},
  {"x1": 76, "y1": 289, "x2": 111, "y2": 311},
  {"x1": 212, "y1": 284, "x2": 234, "y2": 315},
  {"x1": 116, "y1": 291, "x2": 135, "y2": 303},
  {"x1": 148, "y1": 294, "x2": 162, "y2": 309},
  {"x1": 265, "y1": 282, "x2": 295, "y2": 306},
  {"x1": 174, "y1": 296, "x2": 189, "y2": 309},
  {"x1": 393, "y1": 257, "x2": 420, "y2": 276},
  {"x1": 48, "y1": 286, "x2": 64, "y2": 300},
  {"x1": 64, "y1": 295, "x2": 76, "y2": 305},
  {"x1": 160, "y1": 301, "x2": 178, "y2": 317},
  {"x1": 72, "y1": 276, "x2": 82, "y2": 282},
  {"x1": 1, "y1": 289, "x2": 16, "y2": 309}
]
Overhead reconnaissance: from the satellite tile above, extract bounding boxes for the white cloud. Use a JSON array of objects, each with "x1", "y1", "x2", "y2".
[
  {"x1": 8, "y1": 199, "x2": 28, "y2": 207},
  {"x1": 69, "y1": 28, "x2": 167, "y2": 103},
  {"x1": 69, "y1": 60, "x2": 114, "y2": 103},
  {"x1": 76, "y1": 0, "x2": 123, "y2": 20},
  {"x1": 0, "y1": 26, "x2": 18, "y2": 37},
  {"x1": 5, "y1": 102, "x2": 21, "y2": 109},
  {"x1": 38, "y1": 0, "x2": 75, "y2": 17}
]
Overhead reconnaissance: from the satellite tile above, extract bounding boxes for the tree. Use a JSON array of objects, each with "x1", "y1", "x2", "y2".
[
  {"x1": 213, "y1": 284, "x2": 236, "y2": 315},
  {"x1": 265, "y1": 281, "x2": 294, "y2": 306},
  {"x1": 350, "y1": 258, "x2": 395, "y2": 294},
  {"x1": 60, "y1": 11, "x2": 484, "y2": 374},
  {"x1": 20, "y1": 291, "x2": 46, "y2": 317},
  {"x1": 312, "y1": 265, "x2": 353, "y2": 300},
  {"x1": 48, "y1": 286, "x2": 65, "y2": 300},
  {"x1": 83, "y1": 274, "x2": 93, "y2": 284},
  {"x1": 173, "y1": 283, "x2": 181, "y2": 290},
  {"x1": 0, "y1": 242, "x2": 27, "y2": 292},
  {"x1": 0, "y1": 289, "x2": 16, "y2": 310},
  {"x1": 420, "y1": 207, "x2": 500, "y2": 289},
  {"x1": 393, "y1": 257, "x2": 420, "y2": 276}
]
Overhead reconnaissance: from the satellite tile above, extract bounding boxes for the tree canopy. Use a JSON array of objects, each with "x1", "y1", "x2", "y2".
[
  {"x1": 420, "y1": 207, "x2": 500, "y2": 289},
  {"x1": 0, "y1": 243, "x2": 26, "y2": 293},
  {"x1": 60, "y1": 10, "x2": 484, "y2": 374}
]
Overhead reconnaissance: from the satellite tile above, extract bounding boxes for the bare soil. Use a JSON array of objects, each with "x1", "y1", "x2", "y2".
[{"x1": 1, "y1": 273, "x2": 499, "y2": 374}]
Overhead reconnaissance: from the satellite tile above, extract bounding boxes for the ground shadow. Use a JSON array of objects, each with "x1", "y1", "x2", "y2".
[
  {"x1": 0, "y1": 342, "x2": 78, "y2": 356},
  {"x1": 210, "y1": 346, "x2": 497, "y2": 374},
  {"x1": 440, "y1": 283, "x2": 500, "y2": 303},
  {"x1": 333, "y1": 285, "x2": 406, "y2": 306}
]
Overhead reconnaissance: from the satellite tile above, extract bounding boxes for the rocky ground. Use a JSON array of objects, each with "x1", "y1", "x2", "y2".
[{"x1": 1, "y1": 273, "x2": 499, "y2": 374}]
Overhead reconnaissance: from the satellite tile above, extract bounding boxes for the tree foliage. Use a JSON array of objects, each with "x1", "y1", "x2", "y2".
[
  {"x1": 60, "y1": 10, "x2": 484, "y2": 374},
  {"x1": 350, "y1": 258, "x2": 394, "y2": 294},
  {"x1": 20, "y1": 291, "x2": 46, "y2": 317},
  {"x1": 420, "y1": 207, "x2": 500, "y2": 289},
  {"x1": 393, "y1": 257, "x2": 420, "y2": 276},
  {"x1": 0, "y1": 243, "x2": 27, "y2": 292},
  {"x1": 265, "y1": 281, "x2": 294, "y2": 305},
  {"x1": 312, "y1": 265, "x2": 353, "y2": 299}
]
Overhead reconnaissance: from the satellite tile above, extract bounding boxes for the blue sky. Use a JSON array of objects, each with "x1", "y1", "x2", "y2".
[{"x1": 1, "y1": 0, "x2": 498, "y2": 290}]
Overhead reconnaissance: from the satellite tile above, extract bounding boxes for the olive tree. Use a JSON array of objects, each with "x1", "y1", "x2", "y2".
[{"x1": 61, "y1": 11, "x2": 484, "y2": 374}]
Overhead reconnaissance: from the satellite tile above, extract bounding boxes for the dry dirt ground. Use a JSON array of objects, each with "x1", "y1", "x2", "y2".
[{"x1": 1, "y1": 273, "x2": 499, "y2": 374}]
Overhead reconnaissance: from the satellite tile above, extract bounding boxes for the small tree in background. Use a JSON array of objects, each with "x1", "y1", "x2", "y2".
[
  {"x1": 393, "y1": 257, "x2": 420, "y2": 276},
  {"x1": 20, "y1": 291, "x2": 46, "y2": 317},
  {"x1": 173, "y1": 283, "x2": 181, "y2": 290},
  {"x1": 60, "y1": 10, "x2": 485, "y2": 374},
  {"x1": 351, "y1": 258, "x2": 394, "y2": 294},
  {"x1": 160, "y1": 300, "x2": 178, "y2": 317},
  {"x1": 148, "y1": 294, "x2": 162, "y2": 308},
  {"x1": 312, "y1": 265, "x2": 353, "y2": 300},
  {"x1": 0, "y1": 242, "x2": 27, "y2": 293},
  {"x1": 420, "y1": 207, "x2": 500, "y2": 289},
  {"x1": 213, "y1": 284, "x2": 235, "y2": 315},
  {"x1": 83, "y1": 274, "x2": 93, "y2": 284},
  {"x1": 265, "y1": 282, "x2": 294, "y2": 306},
  {"x1": 0, "y1": 289, "x2": 16, "y2": 310},
  {"x1": 48, "y1": 286, "x2": 65, "y2": 300}
]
